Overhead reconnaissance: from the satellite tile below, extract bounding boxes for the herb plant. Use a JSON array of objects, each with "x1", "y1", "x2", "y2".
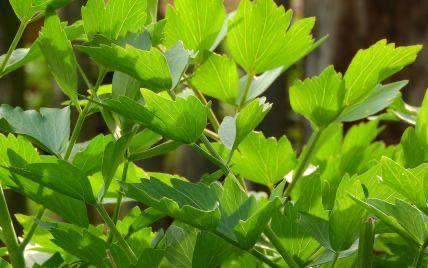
[{"x1": 0, "y1": 0, "x2": 427, "y2": 267}]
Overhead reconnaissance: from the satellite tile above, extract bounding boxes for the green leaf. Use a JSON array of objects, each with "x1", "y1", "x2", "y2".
[
  {"x1": 15, "y1": 214, "x2": 58, "y2": 251},
  {"x1": 0, "y1": 20, "x2": 86, "y2": 77},
  {"x1": 214, "y1": 175, "x2": 256, "y2": 240},
  {"x1": 0, "y1": 105, "x2": 70, "y2": 155},
  {"x1": 37, "y1": 220, "x2": 108, "y2": 267},
  {"x1": 72, "y1": 134, "x2": 113, "y2": 175},
  {"x1": 344, "y1": 40, "x2": 421, "y2": 105},
  {"x1": 416, "y1": 90, "x2": 428, "y2": 159},
  {"x1": 193, "y1": 230, "x2": 239, "y2": 267},
  {"x1": 9, "y1": 0, "x2": 32, "y2": 21},
  {"x1": 299, "y1": 212, "x2": 332, "y2": 251},
  {"x1": 355, "y1": 217, "x2": 375, "y2": 268},
  {"x1": 101, "y1": 90, "x2": 208, "y2": 144},
  {"x1": 122, "y1": 178, "x2": 221, "y2": 229},
  {"x1": 271, "y1": 174, "x2": 323, "y2": 263},
  {"x1": 227, "y1": 0, "x2": 320, "y2": 74},
  {"x1": 76, "y1": 44, "x2": 172, "y2": 92},
  {"x1": 338, "y1": 81, "x2": 408, "y2": 122},
  {"x1": 164, "y1": 41, "x2": 192, "y2": 90},
  {"x1": 128, "y1": 129, "x2": 162, "y2": 156},
  {"x1": 189, "y1": 52, "x2": 239, "y2": 105},
  {"x1": 237, "y1": 23, "x2": 327, "y2": 103},
  {"x1": 350, "y1": 196, "x2": 418, "y2": 246},
  {"x1": 0, "y1": 134, "x2": 89, "y2": 227},
  {"x1": 163, "y1": 0, "x2": 226, "y2": 52},
  {"x1": 398, "y1": 127, "x2": 425, "y2": 168},
  {"x1": 162, "y1": 224, "x2": 197, "y2": 268},
  {"x1": 214, "y1": 175, "x2": 280, "y2": 248},
  {"x1": 112, "y1": 72, "x2": 141, "y2": 100},
  {"x1": 289, "y1": 66, "x2": 344, "y2": 128},
  {"x1": 6, "y1": 156, "x2": 96, "y2": 205},
  {"x1": 390, "y1": 199, "x2": 427, "y2": 245},
  {"x1": 81, "y1": 0, "x2": 147, "y2": 40},
  {"x1": 219, "y1": 97, "x2": 271, "y2": 150},
  {"x1": 329, "y1": 175, "x2": 366, "y2": 251},
  {"x1": 380, "y1": 157, "x2": 427, "y2": 212},
  {"x1": 231, "y1": 131, "x2": 296, "y2": 186},
  {"x1": 99, "y1": 133, "x2": 133, "y2": 200},
  {"x1": 38, "y1": 13, "x2": 78, "y2": 103},
  {"x1": 234, "y1": 197, "x2": 281, "y2": 249}
]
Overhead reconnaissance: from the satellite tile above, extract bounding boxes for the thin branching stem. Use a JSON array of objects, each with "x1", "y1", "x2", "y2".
[
  {"x1": 264, "y1": 226, "x2": 300, "y2": 268},
  {"x1": 64, "y1": 69, "x2": 106, "y2": 160},
  {"x1": 0, "y1": 21, "x2": 28, "y2": 75},
  {"x1": 238, "y1": 73, "x2": 255, "y2": 109},
  {"x1": 187, "y1": 81, "x2": 220, "y2": 131},
  {"x1": 283, "y1": 127, "x2": 323, "y2": 197},
  {"x1": 211, "y1": 229, "x2": 280, "y2": 268},
  {"x1": 18, "y1": 206, "x2": 45, "y2": 252},
  {"x1": 0, "y1": 185, "x2": 25, "y2": 267},
  {"x1": 95, "y1": 203, "x2": 138, "y2": 264}
]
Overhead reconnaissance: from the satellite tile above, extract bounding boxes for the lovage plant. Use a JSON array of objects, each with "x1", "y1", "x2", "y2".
[{"x1": 0, "y1": 0, "x2": 427, "y2": 267}]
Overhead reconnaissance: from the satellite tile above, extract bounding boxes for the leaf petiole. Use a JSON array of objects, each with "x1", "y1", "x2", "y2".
[
  {"x1": 283, "y1": 127, "x2": 323, "y2": 197},
  {"x1": 95, "y1": 203, "x2": 138, "y2": 264},
  {"x1": 0, "y1": 21, "x2": 28, "y2": 76},
  {"x1": 0, "y1": 185, "x2": 25, "y2": 267}
]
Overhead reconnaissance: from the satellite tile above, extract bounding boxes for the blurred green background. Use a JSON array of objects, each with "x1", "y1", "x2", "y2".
[{"x1": 0, "y1": 0, "x2": 427, "y2": 231}]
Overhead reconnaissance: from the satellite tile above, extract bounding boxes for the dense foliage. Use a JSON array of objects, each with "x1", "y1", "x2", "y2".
[{"x1": 0, "y1": 0, "x2": 427, "y2": 267}]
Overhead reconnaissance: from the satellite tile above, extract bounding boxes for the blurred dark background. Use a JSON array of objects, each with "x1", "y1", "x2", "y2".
[{"x1": 0, "y1": 0, "x2": 427, "y2": 230}]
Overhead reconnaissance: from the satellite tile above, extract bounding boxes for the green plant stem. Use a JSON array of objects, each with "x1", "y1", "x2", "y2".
[
  {"x1": 128, "y1": 140, "x2": 182, "y2": 161},
  {"x1": 238, "y1": 73, "x2": 255, "y2": 109},
  {"x1": 199, "y1": 134, "x2": 247, "y2": 190},
  {"x1": 330, "y1": 252, "x2": 339, "y2": 268},
  {"x1": 106, "y1": 160, "x2": 130, "y2": 245},
  {"x1": 200, "y1": 134, "x2": 230, "y2": 174},
  {"x1": 283, "y1": 127, "x2": 323, "y2": 197},
  {"x1": 413, "y1": 241, "x2": 427, "y2": 268},
  {"x1": 95, "y1": 203, "x2": 137, "y2": 264},
  {"x1": 264, "y1": 226, "x2": 299, "y2": 268},
  {"x1": 64, "y1": 103, "x2": 90, "y2": 160},
  {"x1": 212, "y1": 230, "x2": 280, "y2": 268},
  {"x1": 356, "y1": 217, "x2": 375, "y2": 268},
  {"x1": 0, "y1": 185, "x2": 25, "y2": 268},
  {"x1": 188, "y1": 82, "x2": 220, "y2": 131},
  {"x1": 0, "y1": 21, "x2": 28, "y2": 75},
  {"x1": 18, "y1": 206, "x2": 45, "y2": 252},
  {"x1": 203, "y1": 128, "x2": 220, "y2": 141},
  {"x1": 64, "y1": 70, "x2": 106, "y2": 160},
  {"x1": 112, "y1": 160, "x2": 130, "y2": 225}
]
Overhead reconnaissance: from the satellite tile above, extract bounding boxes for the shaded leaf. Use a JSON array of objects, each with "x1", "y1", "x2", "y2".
[
  {"x1": 72, "y1": 134, "x2": 113, "y2": 175},
  {"x1": 6, "y1": 156, "x2": 96, "y2": 205},
  {"x1": 164, "y1": 41, "x2": 192, "y2": 90},
  {"x1": 99, "y1": 133, "x2": 133, "y2": 200},
  {"x1": 76, "y1": 44, "x2": 172, "y2": 91},
  {"x1": 0, "y1": 134, "x2": 89, "y2": 227},
  {"x1": 329, "y1": 175, "x2": 366, "y2": 251},
  {"x1": 0, "y1": 105, "x2": 70, "y2": 155},
  {"x1": 101, "y1": 90, "x2": 208, "y2": 144},
  {"x1": 339, "y1": 81, "x2": 407, "y2": 122},
  {"x1": 219, "y1": 98, "x2": 271, "y2": 150},
  {"x1": 122, "y1": 178, "x2": 220, "y2": 229},
  {"x1": 39, "y1": 13, "x2": 78, "y2": 103}
]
